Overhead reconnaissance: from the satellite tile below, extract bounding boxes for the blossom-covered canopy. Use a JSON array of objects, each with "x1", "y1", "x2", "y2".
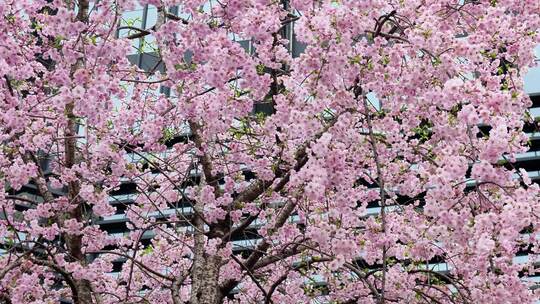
[{"x1": 0, "y1": 0, "x2": 539, "y2": 303}]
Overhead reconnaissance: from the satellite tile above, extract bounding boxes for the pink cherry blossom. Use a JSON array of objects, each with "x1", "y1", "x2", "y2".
[{"x1": 0, "y1": 0, "x2": 539, "y2": 304}]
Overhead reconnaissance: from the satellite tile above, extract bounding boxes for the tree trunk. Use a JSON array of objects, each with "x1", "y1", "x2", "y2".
[
  {"x1": 65, "y1": 2, "x2": 93, "y2": 303},
  {"x1": 190, "y1": 253, "x2": 222, "y2": 304},
  {"x1": 189, "y1": 205, "x2": 223, "y2": 304}
]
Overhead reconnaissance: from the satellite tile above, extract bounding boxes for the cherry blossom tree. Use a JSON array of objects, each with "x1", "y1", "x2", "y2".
[{"x1": 1, "y1": 0, "x2": 540, "y2": 303}]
